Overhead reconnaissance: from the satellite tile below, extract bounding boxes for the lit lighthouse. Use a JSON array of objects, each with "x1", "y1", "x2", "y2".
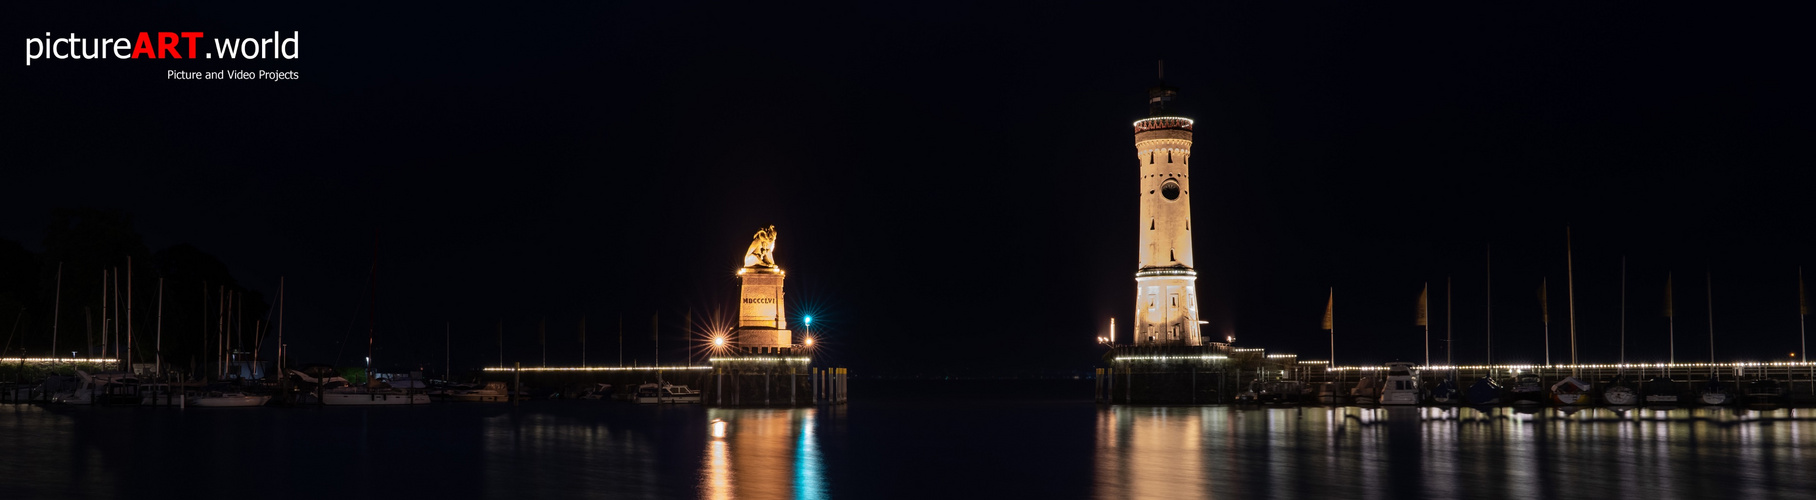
[{"x1": 1132, "y1": 67, "x2": 1202, "y2": 346}]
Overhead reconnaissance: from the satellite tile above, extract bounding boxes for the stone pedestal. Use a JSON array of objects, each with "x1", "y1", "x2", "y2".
[{"x1": 736, "y1": 266, "x2": 790, "y2": 348}]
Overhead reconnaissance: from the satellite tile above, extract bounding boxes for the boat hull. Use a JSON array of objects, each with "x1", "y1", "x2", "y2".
[
  {"x1": 321, "y1": 392, "x2": 430, "y2": 406},
  {"x1": 1700, "y1": 392, "x2": 1729, "y2": 405},
  {"x1": 1603, "y1": 387, "x2": 1639, "y2": 406},
  {"x1": 190, "y1": 395, "x2": 271, "y2": 407}
]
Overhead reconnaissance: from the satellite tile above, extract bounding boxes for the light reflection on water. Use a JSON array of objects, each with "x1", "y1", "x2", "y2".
[
  {"x1": 1094, "y1": 405, "x2": 1816, "y2": 499},
  {"x1": 6, "y1": 395, "x2": 1816, "y2": 499},
  {"x1": 702, "y1": 408, "x2": 826, "y2": 500}
]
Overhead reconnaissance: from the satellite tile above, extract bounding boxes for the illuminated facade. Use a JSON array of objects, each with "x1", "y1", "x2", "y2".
[{"x1": 1133, "y1": 78, "x2": 1202, "y2": 346}]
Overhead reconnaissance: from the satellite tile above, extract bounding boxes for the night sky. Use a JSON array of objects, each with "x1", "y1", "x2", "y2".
[{"x1": 8, "y1": 3, "x2": 1812, "y2": 377}]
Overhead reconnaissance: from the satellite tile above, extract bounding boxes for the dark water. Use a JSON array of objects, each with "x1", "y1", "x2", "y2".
[{"x1": 3, "y1": 380, "x2": 1814, "y2": 499}]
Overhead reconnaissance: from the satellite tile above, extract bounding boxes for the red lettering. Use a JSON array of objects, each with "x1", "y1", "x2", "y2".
[
  {"x1": 132, "y1": 32, "x2": 154, "y2": 59},
  {"x1": 157, "y1": 32, "x2": 181, "y2": 59},
  {"x1": 181, "y1": 32, "x2": 203, "y2": 58}
]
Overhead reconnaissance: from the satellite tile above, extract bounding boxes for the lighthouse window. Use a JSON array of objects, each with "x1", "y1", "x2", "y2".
[
  {"x1": 1160, "y1": 180, "x2": 1180, "y2": 201},
  {"x1": 1167, "y1": 151, "x2": 1173, "y2": 163},
  {"x1": 1149, "y1": 152, "x2": 1154, "y2": 164}
]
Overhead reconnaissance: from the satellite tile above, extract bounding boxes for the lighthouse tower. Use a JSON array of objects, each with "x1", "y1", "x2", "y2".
[{"x1": 1132, "y1": 69, "x2": 1202, "y2": 346}]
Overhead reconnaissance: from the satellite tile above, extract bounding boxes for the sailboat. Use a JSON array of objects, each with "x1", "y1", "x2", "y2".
[
  {"x1": 1548, "y1": 228, "x2": 1593, "y2": 406},
  {"x1": 1603, "y1": 257, "x2": 1638, "y2": 406},
  {"x1": 321, "y1": 240, "x2": 428, "y2": 406},
  {"x1": 1648, "y1": 273, "x2": 1680, "y2": 405},
  {"x1": 1699, "y1": 272, "x2": 1728, "y2": 406},
  {"x1": 1465, "y1": 247, "x2": 1502, "y2": 406}
]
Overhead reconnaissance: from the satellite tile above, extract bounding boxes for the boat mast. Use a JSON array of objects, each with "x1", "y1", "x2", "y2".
[
  {"x1": 1566, "y1": 228, "x2": 1578, "y2": 378},
  {"x1": 1423, "y1": 281, "x2": 1430, "y2": 368},
  {"x1": 1666, "y1": 272, "x2": 1674, "y2": 378},
  {"x1": 278, "y1": 277, "x2": 285, "y2": 382},
  {"x1": 1447, "y1": 275, "x2": 1453, "y2": 372},
  {"x1": 50, "y1": 262, "x2": 60, "y2": 360},
  {"x1": 127, "y1": 257, "x2": 133, "y2": 374},
  {"x1": 1801, "y1": 266, "x2": 1809, "y2": 395},
  {"x1": 156, "y1": 277, "x2": 163, "y2": 379},
  {"x1": 1619, "y1": 256, "x2": 1626, "y2": 373},
  {"x1": 367, "y1": 235, "x2": 378, "y2": 387},
  {"x1": 1707, "y1": 271, "x2": 1715, "y2": 372},
  {"x1": 1542, "y1": 277, "x2": 1550, "y2": 368},
  {"x1": 1486, "y1": 245, "x2": 1492, "y2": 369}
]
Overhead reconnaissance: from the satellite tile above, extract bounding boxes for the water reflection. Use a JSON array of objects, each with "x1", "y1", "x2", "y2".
[
  {"x1": 1095, "y1": 405, "x2": 1816, "y2": 499},
  {"x1": 703, "y1": 408, "x2": 826, "y2": 500}
]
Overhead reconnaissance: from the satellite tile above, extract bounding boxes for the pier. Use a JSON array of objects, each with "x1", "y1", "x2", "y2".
[{"x1": 1097, "y1": 346, "x2": 1816, "y2": 405}]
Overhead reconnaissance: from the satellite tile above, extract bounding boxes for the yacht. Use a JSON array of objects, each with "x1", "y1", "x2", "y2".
[
  {"x1": 1550, "y1": 376, "x2": 1592, "y2": 406},
  {"x1": 1313, "y1": 381, "x2": 1342, "y2": 405},
  {"x1": 635, "y1": 383, "x2": 702, "y2": 404},
  {"x1": 1379, "y1": 362, "x2": 1420, "y2": 405},
  {"x1": 1508, "y1": 372, "x2": 1546, "y2": 406}
]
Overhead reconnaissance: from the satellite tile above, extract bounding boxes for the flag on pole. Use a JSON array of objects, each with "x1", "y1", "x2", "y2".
[
  {"x1": 1416, "y1": 284, "x2": 1429, "y2": 326},
  {"x1": 1321, "y1": 289, "x2": 1334, "y2": 330},
  {"x1": 1538, "y1": 278, "x2": 1549, "y2": 324},
  {"x1": 1664, "y1": 273, "x2": 1675, "y2": 317}
]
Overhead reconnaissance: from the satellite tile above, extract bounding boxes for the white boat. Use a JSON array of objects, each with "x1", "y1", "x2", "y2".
[
  {"x1": 1379, "y1": 362, "x2": 1420, "y2": 405},
  {"x1": 436, "y1": 381, "x2": 510, "y2": 402},
  {"x1": 190, "y1": 391, "x2": 272, "y2": 407},
  {"x1": 1550, "y1": 376, "x2": 1592, "y2": 406},
  {"x1": 635, "y1": 383, "x2": 702, "y2": 404}
]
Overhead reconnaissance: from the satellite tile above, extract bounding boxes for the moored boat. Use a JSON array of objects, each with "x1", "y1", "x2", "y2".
[
  {"x1": 1643, "y1": 376, "x2": 1679, "y2": 405},
  {"x1": 1550, "y1": 376, "x2": 1592, "y2": 406},
  {"x1": 1466, "y1": 376, "x2": 1502, "y2": 405},
  {"x1": 634, "y1": 383, "x2": 701, "y2": 404},
  {"x1": 434, "y1": 381, "x2": 510, "y2": 402},
  {"x1": 1350, "y1": 375, "x2": 1379, "y2": 405},
  {"x1": 1744, "y1": 378, "x2": 1784, "y2": 406},
  {"x1": 1698, "y1": 377, "x2": 1730, "y2": 406},
  {"x1": 190, "y1": 390, "x2": 272, "y2": 407},
  {"x1": 1508, "y1": 372, "x2": 1546, "y2": 406},
  {"x1": 1429, "y1": 377, "x2": 1459, "y2": 404},
  {"x1": 1379, "y1": 362, "x2": 1420, "y2": 405},
  {"x1": 1602, "y1": 375, "x2": 1638, "y2": 406}
]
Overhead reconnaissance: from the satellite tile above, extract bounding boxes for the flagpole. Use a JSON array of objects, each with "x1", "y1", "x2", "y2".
[
  {"x1": 1542, "y1": 277, "x2": 1550, "y2": 368},
  {"x1": 1620, "y1": 256, "x2": 1626, "y2": 372},
  {"x1": 1667, "y1": 272, "x2": 1675, "y2": 378},
  {"x1": 1447, "y1": 275, "x2": 1453, "y2": 372},
  {"x1": 1423, "y1": 282, "x2": 1430, "y2": 368},
  {"x1": 1486, "y1": 244, "x2": 1492, "y2": 369}
]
